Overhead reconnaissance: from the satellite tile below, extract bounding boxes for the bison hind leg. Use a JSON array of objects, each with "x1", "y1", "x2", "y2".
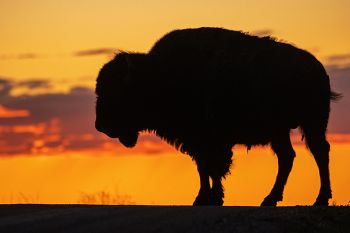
[
  {"x1": 302, "y1": 125, "x2": 332, "y2": 206},
  {"x1": 261, "y1": 131, "x2": 295, "y2": 206}
]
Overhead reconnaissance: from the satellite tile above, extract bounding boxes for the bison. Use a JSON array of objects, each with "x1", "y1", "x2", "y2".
[{"x1": 95, "y1": 27, "x2": 340, "y2": 206}]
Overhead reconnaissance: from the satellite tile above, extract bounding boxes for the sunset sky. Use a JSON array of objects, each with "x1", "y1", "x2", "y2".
[{"x1": 0, "y1": 0, "x2": 349, "y2": 206}]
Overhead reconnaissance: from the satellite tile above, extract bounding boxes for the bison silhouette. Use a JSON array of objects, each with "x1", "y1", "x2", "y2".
[{"x1": 95, "y1": 27, "x2": 340, "y2": 206}]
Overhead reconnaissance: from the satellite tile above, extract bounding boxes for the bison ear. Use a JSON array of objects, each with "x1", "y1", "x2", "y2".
[{"x1": 122, "y1": 53, "x2": 148, "y2": 85}]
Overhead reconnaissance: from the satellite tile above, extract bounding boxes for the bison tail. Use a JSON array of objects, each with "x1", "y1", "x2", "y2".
[{"x1": 330, "y1": 91, "x2": 342, "y2": 102}]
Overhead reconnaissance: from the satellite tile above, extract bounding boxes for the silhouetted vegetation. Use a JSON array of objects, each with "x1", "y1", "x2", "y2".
[{"x1": 77, "y1": 190, "x2": 134, "y2": 205}]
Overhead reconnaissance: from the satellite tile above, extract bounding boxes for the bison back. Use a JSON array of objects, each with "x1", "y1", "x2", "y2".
[{"x1": 146, "y1": 27, "x2": 332, "y2": 143}]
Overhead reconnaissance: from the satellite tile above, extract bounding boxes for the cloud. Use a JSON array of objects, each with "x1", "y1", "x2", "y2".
[
  {"x1": 0, "y1": 53, "x2": 40, "y2": 60},
  {"x1": 0, "y1": 78, "x2": 13, "y2": 99},
  {"x1": 327, "y1": 53, "x2": 350, "y2": 63},
  {"x1": 326, "y1": 65, "x2": 350, "y2": 133},
  {"x1": 327, "y1": 64, "x2": 350, "y2": 80},
  {"x1": 74, "y1": 48, "x2": 116, "y2": 57},
  {"x1": 17, "y1": 53, "x2": 39, "y2": 59},
  {"x1": 0, "y1": 49, "x2": 121, "y2": 60},
  {"x1": 0, "y1": 78, "x2": 170, "y2": 156},
  {"x1": 0, "y1": 49, "x2": 118, "y2": 60},
  {"x1": 0, "y1": 105, "x2": 30, "y2": 118},
  {"x1": 0, "y1": 78, "x2": 55, "y2": 97},
  {"x1": 251, "y1": 29, "x2": 274, "y2": 37},
  {"x1": 17, "y1": 79, "x2": 51, "y2": 89},
  {"x1": 0, "y1": 83, "x2": 102, "y2": 155}
]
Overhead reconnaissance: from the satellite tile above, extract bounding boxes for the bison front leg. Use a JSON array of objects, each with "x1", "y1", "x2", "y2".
[
  {"x1": 209, "y1": 148, "x2": 232, "y2": 206},
  {"x1": 193, "y1": 163, "x2": 225, "y2": 206},
  {"x1": 193, "y1": 163, "x2": 211, "y2": 206},
  {"x1": 193, "y1": 148, "x2": 232, "y2": 206},
  {"x1": 261, "y1": 132, "x2": 295, "y2": 206},
  {"x1": 193, "y1": 168, "x2": 226, "y2": 206},
  {"x1": 210, "y1": 176, "x2": 224, "y2": 206}
]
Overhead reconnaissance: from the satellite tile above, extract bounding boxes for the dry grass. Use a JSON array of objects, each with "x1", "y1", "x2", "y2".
[{"x1": 77, "y1": 190, "x2": 135, "y2": 205}]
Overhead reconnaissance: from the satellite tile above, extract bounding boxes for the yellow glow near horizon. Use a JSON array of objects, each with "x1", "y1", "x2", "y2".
[{"x1": 1, "y1": 143, "x2": 349, "y2": 206}]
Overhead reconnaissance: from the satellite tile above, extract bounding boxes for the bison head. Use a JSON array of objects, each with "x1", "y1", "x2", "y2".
[{"x1": 95, "y1": 52, "x2": 147, "y2": 148}]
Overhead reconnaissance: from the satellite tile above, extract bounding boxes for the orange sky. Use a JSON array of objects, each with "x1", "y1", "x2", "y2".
[
  {"x1": 0, "y1": 0, "x2": 349, "y2": 205},
  {"x1": 0, "y1": 142, "x2": 349, "y2": 206}
]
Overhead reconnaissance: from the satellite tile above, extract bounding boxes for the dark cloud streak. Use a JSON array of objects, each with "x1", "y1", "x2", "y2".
[
  {"x1": 327, "y1": 53, "x2": 350, "y2": 63},
  {"x1": 251, "y1": 29, "x2": 274, "y2": 37},
  {"x1": 17, "y1": 53, "x2": 39, "y2": 60},
  {"x1": 17, "y1": 79, "x2": 51, "y2": 89},
  {"x1": 0, "y1": 53, "x2": 41, "y2": 60},
  {"x1": 74, "y1": 48, "x2": 116, "y2": 57},
  {"x1": 0, "y1": 48, "x2": 117, "y2": 60}
]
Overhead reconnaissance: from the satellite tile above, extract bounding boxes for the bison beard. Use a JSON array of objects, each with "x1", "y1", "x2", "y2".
[
  {"x1": 95, "y1": 27, "x2": 340, "y2": 206},
  {"x1": 118, "y1": 131, "x2": 139, "y2": 148}
]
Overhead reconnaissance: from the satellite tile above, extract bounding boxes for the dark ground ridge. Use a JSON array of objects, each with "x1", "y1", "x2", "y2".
[{"x1": 0, "y1": 204, "x2": 349, "y2": 233}]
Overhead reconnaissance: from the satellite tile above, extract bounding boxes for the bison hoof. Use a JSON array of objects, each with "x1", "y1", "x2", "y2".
[
  {"x1": 210, "y1": 196, "x2": 224, "y2": 206},
  {"x1": 313, "y1": 198, "x2": 329, "y2": 206},
  {"x1": 193, "y1": 196, "x2": 211, "y2": 206},
  {"x1": 193, "y1": 196, "x2": 223, "y2": 206},
  {"x1": 260, "y1": 197, "x2": 278, "y2": 207},
  {"x1": 193, "y1": 191, "x2": 224, "y2": 206},
  {"x1": 193, "y1": 191, "x2": 211, "y2": 206}
]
